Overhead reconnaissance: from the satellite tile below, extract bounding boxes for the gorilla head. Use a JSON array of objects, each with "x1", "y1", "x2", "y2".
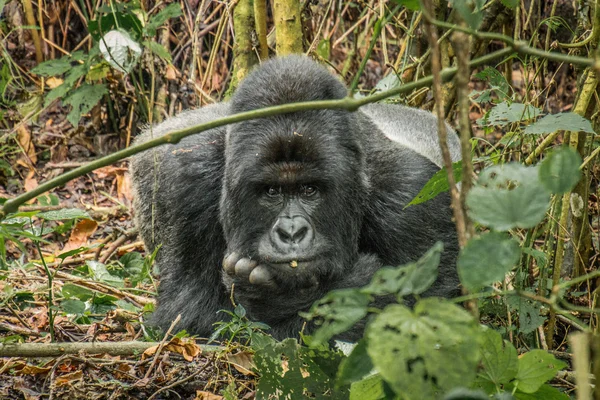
[{"x1": 220, "y1": 57, "x2": 369, "y2": 291}]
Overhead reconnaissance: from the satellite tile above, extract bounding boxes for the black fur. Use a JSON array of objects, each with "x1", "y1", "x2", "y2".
[{"x1": 131, "y1": 56, "x2": 461, "y2": 340}]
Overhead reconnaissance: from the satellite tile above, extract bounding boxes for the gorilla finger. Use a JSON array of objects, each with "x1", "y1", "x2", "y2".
[
  {"x1": 234, "y1": 258, "x2": 257, "y2": 278},
  {"x1": 223, "y1": 252, "x2": 240, "y2": 275},
  {"x1": 249, "y1": 265, "x2": 274, "y2": 285}
]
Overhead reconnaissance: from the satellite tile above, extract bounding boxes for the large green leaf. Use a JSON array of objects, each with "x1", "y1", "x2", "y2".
[
  {"x1": 477, "y1": 102, "x2": 541, "y2": 127},
  {"x1": 514, "y1": 350, "x2": 566, "y2": 393},
  {"x1": 304, "y1": 289, "x2": 370, "y2": 346},
  {"x1": 478, "y1": 329, "x2": 518, "y2": 387},
  {"x1": 349, "y1": 374, "x2": 387, "y2": 400},
  {"x1": 539, "y1": 147, "x2": 582, "y2": 194},
  {"x1": 466, "y1": 163, "x2": 550, "y2": 231},
  {"x1": 337, "y1": 339, "x2": 373, "y2": 386},
  {"x1": 363, "y1": 242, "x2": 442, "y2": 297},
  {"x1": 458, "y1": 232, "x2": 521, "y2": 291},
  {"x1": 525, "y1": 113, "x2": 595, "y2": 135},
  {"x1": 63, "y1": 83, "x2": 108, "y2": 126},
  {"x1": 366, "y1": 299, "x2": 480, "y2": 399}
]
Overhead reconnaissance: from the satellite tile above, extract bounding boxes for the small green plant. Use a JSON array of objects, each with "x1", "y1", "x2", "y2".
[{"x1": 30, "y1": 3, "x2": 182, "y2": 126}]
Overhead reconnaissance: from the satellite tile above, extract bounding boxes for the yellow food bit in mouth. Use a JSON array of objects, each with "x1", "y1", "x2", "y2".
[{"x1": 290, "y1": 260, "x2": 298, "y2": 268}]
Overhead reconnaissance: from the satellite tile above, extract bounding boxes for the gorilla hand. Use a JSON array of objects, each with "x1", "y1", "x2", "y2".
[{"x1": 222, "y1": 252, "x2": 276, "y2": 287}]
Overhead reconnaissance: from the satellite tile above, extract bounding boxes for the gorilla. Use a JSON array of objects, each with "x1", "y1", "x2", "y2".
[{"x1": 131, "y1": 56, "x2": 462, "y2": 340}]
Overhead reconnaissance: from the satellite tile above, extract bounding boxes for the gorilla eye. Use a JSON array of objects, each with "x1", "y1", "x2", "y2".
[
  {"x1": 301, "y1": 185, "x2": 318, "y2": 197},
  {"x1": 266, "y1": 186, "x2": 281, "y2": 197}
]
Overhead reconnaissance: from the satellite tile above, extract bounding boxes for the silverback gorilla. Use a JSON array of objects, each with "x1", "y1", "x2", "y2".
[{"x1": 131, "y1": 56, "x2": 462, "y2": 340}]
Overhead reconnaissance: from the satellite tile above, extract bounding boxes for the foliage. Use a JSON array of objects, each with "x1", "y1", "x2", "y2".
[{"x1": 30, "y1": 3, "x2": 181, "y2": 126}]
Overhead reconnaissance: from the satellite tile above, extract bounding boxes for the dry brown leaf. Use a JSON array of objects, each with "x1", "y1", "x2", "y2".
[
  {"x1": 166, "y1": 65, "x2": 178, "y2": 80},
  {"x1": 62, "y1": 218, "x2": 98, "y2": 253},
  {"x1": 15, "y1": 364, "x2": 52, "y2": 375},
  {"x1": 24, "y1": 171, "x2": 38, "y2": 203},
  {"x1": 55, "y1": 370, "x2": 83, "y2": 386},
  {"x1": 17, "y1": 125, "x2": 37, "y2": 165},
  {"x1": 117, "y1": 172, "x2": 133, "y2": 202},
  {"x1": 226, "y1": 351, "x2": 256, "y2": 376},
  {"x1": 143, "y1": 337, "x2": 201, "y2": 362},
  {"x1": 46, "y1": 77, "x2": 63, "y2": 89},
  {"x1": 195, "y1": 391, "x2": 223, "y2": 400}
]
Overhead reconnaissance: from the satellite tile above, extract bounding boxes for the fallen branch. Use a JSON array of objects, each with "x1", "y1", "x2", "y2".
[{"x1": 0, "y1": 341, "x2": 221, "y2": 358}]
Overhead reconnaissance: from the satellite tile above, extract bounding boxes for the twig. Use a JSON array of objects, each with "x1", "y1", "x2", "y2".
[
  {"x1": 143, "y1": 314, "x2": 182, "y2": 380},
  {"x1": 148, "y1": 354, "x2": 216, "y2": 400}
]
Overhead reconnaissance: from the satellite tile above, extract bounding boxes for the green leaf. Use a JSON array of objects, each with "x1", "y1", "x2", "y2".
[
  {"x1": 514, "y1": 384, "x2": 570, "y2": 400},
  {"x1": 349, "y1": 374, "x2": 387, "y2": 400},
  {"x1": 478, "y1": 329, "x2": 518, "y2": 387},
  {"x1": 337, "y1": 339, "x2": 373, "y2": 386},
  {"x1": 366, "y1": 299, "x2": 480, "y2": 399},
  {"x1": 458, "y1": 232, "x2": 520, "y2": 291},
  {"x1": 363, "y1": 242, "x2": 442, "y2": 297},
  {"x1": 61, "y1": 299, "x2": 86, "y2": 314},
  {"x1": 31, "y1": 57, "x2": 73, "y2": 76},
  {"x1": 303, "y1": 289, "x2": 370, "y2": 346},
  {"x1": 514, "y1": 350, "x2": 566, "y2": 393},
  {"x1": 477, "y1": 102, "x2": 541, "y2": 127},
  {"x1": 38, "y1": 208, "x2": 90, "y2": 221},
  {"x1": 507, "y1": 296, "x2": 546, "y2": 335},
  {"x1": 146, "y1": 3, "x2": 183, "y2": 36},
  {"x1": 391, "y1": 0, "x2": 421, "y2": 11},
  {"x1": 472, "y1": 67, "x2": 511, "y2": 102},
  {"x1": 316, "y1": 39, "x2": 331, "y2": 60},
  {"x1": 525, "y1": 113, "x2": 595, "y2": 135},
  {"x1": 85, "y1": 260, "x2": 124, "y2": 287},
  {"x1": 142, "y1": 40, "x2": 172, "y2": 62},
  {"x1": 99, "y1": 30, "x2": 142, "y2": 73},
  {"x1": 44, "y1": 64, "x2": 88, "y2": 107},
  {"x1": 62, "y1": 283, "x2": 94, "y2": 301},
  {"x1": 408, "y1": 161, "x2": 462, "y2": 206},
  {"x1": 63, "y1": 83, "x2": 108, "y2": 126},
  {"x1": 89, "y1": 12, "x2": 144, "y2": 41},
  {"x1": 466, "y1": 163, "x2": 551, "y2": 231},
  {"x1": 539, "y1": 147, "x2": 582, "y2": 194},
  {"x1": 255, "y1": 338, "x2": 347, "y2": 399}
]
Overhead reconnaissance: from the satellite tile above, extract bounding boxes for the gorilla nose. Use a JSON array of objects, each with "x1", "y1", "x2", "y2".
[{"x1": 273, "y1": 216, "x2": 313, "y2": 249}]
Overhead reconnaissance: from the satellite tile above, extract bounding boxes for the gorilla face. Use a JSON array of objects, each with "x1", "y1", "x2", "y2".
[{"x1": 220, "y1": 111, "x2": 367, "y2": 292}]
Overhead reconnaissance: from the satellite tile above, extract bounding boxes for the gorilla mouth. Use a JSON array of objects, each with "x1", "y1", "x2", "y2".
[{"x1": 268, "y1": 259, "x2": 315, "y2": 268}]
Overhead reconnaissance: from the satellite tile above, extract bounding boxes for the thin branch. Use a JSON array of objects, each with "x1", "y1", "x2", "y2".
[{"x1": 1, "y1": 48, "x2": 514, "y2": 217}]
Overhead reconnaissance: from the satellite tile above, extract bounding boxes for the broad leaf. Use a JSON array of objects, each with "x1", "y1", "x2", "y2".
[
  {"x1": 525, "y1": 113, "x2": 594, "y2": 135},
  {"x1": 99, "y1": 29, "x2": 142, "y2": 73},
  {"x1": 63, "y1": 84, "x2": 108, "y2": 126},
  {"x1": 477, "y1": 102, "x2": 541, "y2": 127},
  {"x1": 514, "y1": 350, "x2": 566, "y2": 393},
  {"x1": 478, "y1": 329, "x2": 518, "y2": 386},
  {"x1": 337, "y1": 339, "x2": 373, "y2": 386},
  {"x1": 458, "y1": 232, "x2": 520, "y2": 291},
  {"x1": 304, "y1": 289, "x2": 370, "y2": 346},
  {"x1": 349, "y1": 374, "x2": 387, "y2": 400},
  {"x1": 366, "y1": 299, "x2": 480, "y2": 399},
  {"x1": 539, "y1": 146, "x2": 582, "y2": 194},
  {"x1": 467, "y1": 163, "x2": 550, "y2": 231}
]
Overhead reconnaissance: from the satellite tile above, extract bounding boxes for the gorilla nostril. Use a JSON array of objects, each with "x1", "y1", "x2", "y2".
[{"x1": 292, "y1": 226, "x2": 308, "y2": 242}]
